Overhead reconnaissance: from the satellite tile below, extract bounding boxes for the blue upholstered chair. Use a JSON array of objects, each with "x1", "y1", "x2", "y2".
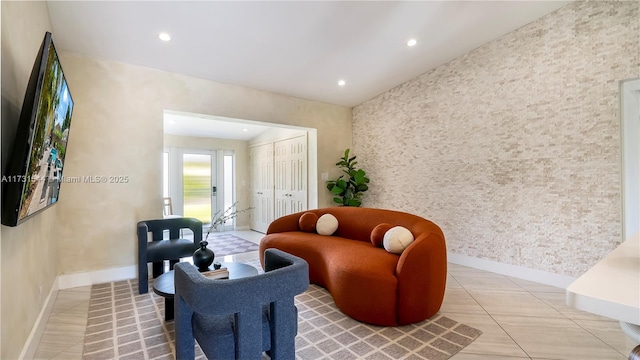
[
  {"x1": 174, "y1": 249, "x2": 309, "y2": 360},
  {"x1": 137, "y1": 217, "x2": 202, "y2": 294}
]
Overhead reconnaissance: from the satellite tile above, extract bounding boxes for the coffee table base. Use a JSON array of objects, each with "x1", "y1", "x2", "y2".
[{"x1": 164, "y1": 298, "x2": 174, "y2": 321}]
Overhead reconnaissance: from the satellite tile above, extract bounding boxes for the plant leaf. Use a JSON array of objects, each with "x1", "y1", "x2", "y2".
[
  {"x1": 346, "y1": 199, "x2": 361, "y2": 206},
  {"x1": 356, "y1": 184, "x2": 368, "y2": 191}
]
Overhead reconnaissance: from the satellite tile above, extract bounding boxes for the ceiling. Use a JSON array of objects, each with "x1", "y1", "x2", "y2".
[
  {"x1": 47, "y1": 1, "x2": 571, "y2": 108},
  {"x1": 163, "y1": 111, "x2": 273, "y2": 140}
]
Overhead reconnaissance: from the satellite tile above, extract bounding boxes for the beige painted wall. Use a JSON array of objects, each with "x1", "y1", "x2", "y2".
[
  {"x1": 55, "y1": 52, "x2": 352, "y2": 276},
  {"x1": 163, "y1": 134, "x2": 252, "y2": 227},
  {"x1": 0, "y1": 2, "x2": 59, "y2": 358},
  {"x1": 353, "y1": 1, "x2": 639, "y2": 277}
]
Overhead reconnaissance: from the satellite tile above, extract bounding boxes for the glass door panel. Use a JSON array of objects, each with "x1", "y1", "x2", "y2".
[
  {"x1": 182, "y1": 153, "x2": 213, "y2": 223},
  {"x1": 222, "y1": 154, "x2": 234, "y2": 228}
]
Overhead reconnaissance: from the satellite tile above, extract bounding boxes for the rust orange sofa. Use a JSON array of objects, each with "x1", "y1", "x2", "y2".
[{"x1": 259, "y1": 207, "x2": 447, "y2": 326}]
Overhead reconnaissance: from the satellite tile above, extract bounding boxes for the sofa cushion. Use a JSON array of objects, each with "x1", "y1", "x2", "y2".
[
  {"x1": 298, "y1": 212, "x2": 318, "y2": 232},
  {"x1": 370, "y1": 223, "x2": 393, "y2": 247},
  {"x1": 383, "y1": 226, "x2": 414, "y2": 254},
  {"x1": 316, "y1": 214, "x2": 338, "y2": 235}
]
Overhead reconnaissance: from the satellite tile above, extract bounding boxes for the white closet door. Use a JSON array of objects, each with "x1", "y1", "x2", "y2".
[
  {"x1": 274, "y1": 136, "x2": 307, "y2": 218},
  {"x1": 250, "y1": 143, "x2": 274, "y2": 233}
]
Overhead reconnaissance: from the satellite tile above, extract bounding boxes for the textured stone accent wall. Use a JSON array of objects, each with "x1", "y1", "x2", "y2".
[{"x1": 353, "y1": 1, "x2": 639, "y2": 276}]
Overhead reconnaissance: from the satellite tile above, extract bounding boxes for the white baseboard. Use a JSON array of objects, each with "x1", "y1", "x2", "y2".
[
  {"x1": 57, "y1": 265, "x2": 137, "y2": 290},
  {"x1": 447, "y1": 252, "x2": 576, "y2": 289},
  {"x1": 19, "y1": 280, "x2": 58, "y2": 360}
]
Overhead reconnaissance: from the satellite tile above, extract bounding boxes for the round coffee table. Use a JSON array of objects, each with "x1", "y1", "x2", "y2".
[{"x1": 152, "y1": 262, "x2": 259, "y2": 320}]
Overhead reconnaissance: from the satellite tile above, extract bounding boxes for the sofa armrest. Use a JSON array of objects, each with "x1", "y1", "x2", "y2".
[
  {"x1": 395, "y1": 232, "x2": 447, "y2": 324},
  {"x1": 266, "y1": 212, "x2": 303, "y2": 234}
]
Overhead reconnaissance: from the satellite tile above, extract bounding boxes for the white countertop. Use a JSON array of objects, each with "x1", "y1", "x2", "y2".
[{"x1": 566, "y1": 232, "x2": 640, "y2": 327}]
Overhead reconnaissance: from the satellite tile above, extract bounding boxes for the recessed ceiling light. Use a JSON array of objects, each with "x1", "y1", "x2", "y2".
[
  {"x1": 243, "y1": 128, "x2": 248, "y2": 132},
  {"x1": 338, "y1": 80, "x2": 346, "y2": 86},
  {"x1": 158, "y1": 33, "x2": 171, "y2": 42},
  {"x1": 407, "y1": 39, "x2": 417, "y2": 47}
]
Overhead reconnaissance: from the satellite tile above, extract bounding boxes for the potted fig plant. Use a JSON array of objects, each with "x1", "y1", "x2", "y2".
[{"x1": 326, "y1": 149, "x2": 370, "y2": 206}]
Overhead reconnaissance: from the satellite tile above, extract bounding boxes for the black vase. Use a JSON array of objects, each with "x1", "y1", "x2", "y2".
[{"x1": 193, "y1": 240, "x2": 215, "y2": 271}]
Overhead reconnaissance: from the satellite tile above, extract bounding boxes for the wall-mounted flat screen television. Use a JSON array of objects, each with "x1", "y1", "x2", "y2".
[{"x1": 2, "y1": 32, "x2": 74, "y2": 227}]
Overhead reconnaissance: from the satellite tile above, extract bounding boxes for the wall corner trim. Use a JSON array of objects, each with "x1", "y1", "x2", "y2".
[{"x1": 448, "y1": 252, "x2": 577, "y2": 289}]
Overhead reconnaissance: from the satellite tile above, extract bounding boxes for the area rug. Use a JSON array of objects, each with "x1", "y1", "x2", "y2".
[
  {"x1": 206, "y1": 233, "x2": 259, "y2": 257},
  {"x1": 82, "y1": 261, "x2": 481, "y2": 360}
]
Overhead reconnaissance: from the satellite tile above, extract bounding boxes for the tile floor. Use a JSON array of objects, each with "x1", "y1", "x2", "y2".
[{"x1": 34, "y1": 230, "x2": 636, "y2": 360}]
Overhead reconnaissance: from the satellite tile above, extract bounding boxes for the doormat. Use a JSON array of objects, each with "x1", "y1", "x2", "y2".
[{"x1": 81, "y1": 261, "x2": 482, "y2": 360}]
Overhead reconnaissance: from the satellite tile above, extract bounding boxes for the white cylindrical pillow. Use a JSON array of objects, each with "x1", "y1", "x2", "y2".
[
  {"x1": 316, "y1": 214, "x2": 339, "y2": 235},
  {"x1": 383, "y1": 226, "x2": 414, "y2": 254}
]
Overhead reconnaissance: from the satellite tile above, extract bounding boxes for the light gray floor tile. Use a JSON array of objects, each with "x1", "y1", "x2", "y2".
[
  {"x1": 45, "y1": 312, "x2": 90, "y2": 326},
  {"x1": 439, "y1": 312, "x2": 529, "y2": 358},
  {"x1": 451, "y1": 353, "x2": 529, "y2": 359},
  {"x1": 508, "y1": 277, "x2": 564, "y2": 293},
  {"x1": 40, "y1": 324, "x2": 86, "y2": 345},
  {"x1": 446, "y1": 273, "x2": 463, "y2": 289},
  {"x1": 452, "y1": 273, "x2": 526, "y2": 292},
  {"x1": 492, "y1": 315, "x2": 626, "y2": 360},
  {"x1": 50, "y1": 342, "x2": 83, "y2": 360},
  {"x1": 33, "y1": 342, "x2": 79, "y2": 359},
  {"x1": 532, "y1": 291, "x2": 610, "y2": 322},
  {"x1": 573, "y1": 318, "x2": 637, "y2": 357},
  {"x1": 467, "y1": 289, "x2": 564, "y2": 318},
  {"x1": 440, "y1": 288, "x2": 487, "y2": 315}
]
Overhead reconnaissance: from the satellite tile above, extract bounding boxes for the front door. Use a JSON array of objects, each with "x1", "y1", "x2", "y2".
[{"x1": 182, "y1": 151, "x2": 217, "y2": 224}]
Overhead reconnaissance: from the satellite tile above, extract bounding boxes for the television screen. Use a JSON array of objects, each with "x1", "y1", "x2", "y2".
[{"x1": 2, "y1": 32, "x2": 74, "y2": 226}]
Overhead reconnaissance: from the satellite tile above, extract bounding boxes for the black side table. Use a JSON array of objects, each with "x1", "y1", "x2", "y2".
[{"x1": 152, "y1": 262, "x2": 259, "y2": 321}]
